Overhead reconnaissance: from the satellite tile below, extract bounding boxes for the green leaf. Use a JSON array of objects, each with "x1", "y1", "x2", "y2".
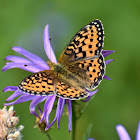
[{"x1": 83, "y1": 123, "x2": 93, "y2": 140}]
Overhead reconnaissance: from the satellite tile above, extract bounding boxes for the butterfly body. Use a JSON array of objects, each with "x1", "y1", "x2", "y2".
[
  {"x1": 48, "y1": 61, "x2": 88, "y2": 92},
  {"x1": 47, "y1": 61, "x2": 85, "y2": 89},
  {"x1": 19, "y1": 19, "x2": 106, "y2": 100}
]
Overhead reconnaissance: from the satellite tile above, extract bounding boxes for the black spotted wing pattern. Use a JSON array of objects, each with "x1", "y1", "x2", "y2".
[
  {"x1": 59, "y1": 19, "x2": 104, "y2": 64},
  {"x1": 18, "y1": 70, "x2": 56, "y2": 95}
]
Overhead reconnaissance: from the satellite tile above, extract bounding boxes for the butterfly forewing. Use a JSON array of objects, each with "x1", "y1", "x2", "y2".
[
  {"x1": 59, "y1": 19, "x2": 104, "y2": 64},
  {"x1": 18, "y1": 70, "x2": 56, "y2": 95}
]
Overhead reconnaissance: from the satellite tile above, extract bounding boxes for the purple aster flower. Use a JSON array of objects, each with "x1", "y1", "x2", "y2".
[
  {"x1": 2, "y1": 24, "x2": 115, "y2": 132},
  {"x1": 116, "y1": 121, "x2": 140, "y2": 140}
]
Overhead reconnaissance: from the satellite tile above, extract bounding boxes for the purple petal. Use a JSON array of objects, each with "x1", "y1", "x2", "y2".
[
  {"x1": 30, "y1": 96, "x2": 47, "y2": 117},
  {"x1": 44, "y1": 25, "x2": 57, "y2": 63},
  {"x1": 89, "y1": 89, "x2": 98, "y2": 96},
  {"x1": 3, "y1": 86, "x2": 18, "y2": 92},
  {"x1": 12, "y1": 47, "x2": 49, "y2": 69},
  {"x1": 103, "y1": 75, "x2": 111, "y2": 80},
  {"x1": 38, "y1": 105, "x2": 42, "y2": 114},
  {"x1": 2, "y1": 62, "x2": 46, "y2": 73},
  {"x1": 6, "y1": 89, "x2": 23, "y2": 102},
  {"x1": 4, "y1": 94, "x2": 35, "y2": 106},
  {"x1": 57, "y1": 98, "x2": 65, "y2": 129},
  {"x1": 81, "y1": 96, "x2": 91, "y2": 102},
  {"x1": 136, "y1": 122, "x2": 140, "y2": 140},
  {"x1": 41, "y1": 95, "x2": 56, "y2": 127},
  {"x1": 116, "y1": 125, "x2": 131, "y2": 140},
  {"x1": 82, "y1": 89, "x2": 98, "y2": 102},
  {"x1": 47, "y1": 97, "x2": 65, "y2": 129},
  {"x1": 102, "y1": 50, "x2": 115, "y2": 57},
  {"x1": 44, "y1": 95, "x2": 56, "y2": 125},
  {"x1": 105, "y1": 59, "x2": 114, "y2": 65},
  {"x1": 46, "y1": 104, "x2": 60, "y2": 129},
  {"x1": 66, "y1": 99, "x2": 72, "y2": 132},
  {"x1": 5, "y1": 55, "x2": 33, "y2": 63}
]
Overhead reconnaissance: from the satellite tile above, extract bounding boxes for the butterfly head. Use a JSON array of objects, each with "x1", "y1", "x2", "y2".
[
  {"x1": 47, "y1": 60, "x2": 63, "y2": 74},
  {"x1": 47, "y1": 61, "x2": 55, "y2": 70}
]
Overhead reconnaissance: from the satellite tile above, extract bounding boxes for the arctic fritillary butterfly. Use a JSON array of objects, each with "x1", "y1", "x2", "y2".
[{"x1": 19, "y1": 19, "x2": 105, "y2": 100}]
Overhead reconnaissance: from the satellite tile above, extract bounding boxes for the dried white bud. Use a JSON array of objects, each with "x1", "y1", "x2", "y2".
[{"x1": 0, "y1": 106, "x2": 24, "y2": 140}]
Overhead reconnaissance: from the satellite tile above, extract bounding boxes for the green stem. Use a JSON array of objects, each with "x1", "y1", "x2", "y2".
[
  {"x1": 46, "y1": 133, "x2": 52, "y2": 140},
  {"x1": 72, "y1": 102, "x2": 76, "y2": 140},
  {"x1": 71, "y1": 94, "x2": 96, "y2": 139},
  {"x1": 76, "y1": 94, "x2": 96, "y2": 120}
]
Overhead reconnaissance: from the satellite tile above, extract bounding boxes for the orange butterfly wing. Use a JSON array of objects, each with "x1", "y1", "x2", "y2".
[
  {"x1": 56, "y1": 81, "x2": 89, "y2": 100},
  {"x1": 19, "y1": 70, "x2": 56, "y2": 95},
  {"x1": 59, "y1": 19, "x2": 104, "y2": 64},
  {"x1": 59, "y1": 19, "x2": 105, "y2": 90}
]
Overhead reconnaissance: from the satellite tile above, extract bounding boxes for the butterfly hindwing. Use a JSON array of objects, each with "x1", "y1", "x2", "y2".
[
  {"x1": 18, "y1": 70, "x2": 56, "y2": 95},
  {"x1": 78, "y1": 54, "x2": 105, "y2": 90},
  {"x1": 56, "y1": 81, "x2": 89, "y2": 100}
]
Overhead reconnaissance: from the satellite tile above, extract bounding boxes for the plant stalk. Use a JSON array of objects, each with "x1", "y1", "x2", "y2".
[{"x1": 72, "y1": 102, "x2": 76, "y2": 140}]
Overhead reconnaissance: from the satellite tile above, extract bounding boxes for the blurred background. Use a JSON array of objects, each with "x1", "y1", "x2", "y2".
[{"x1": 0, "y1": 0, "x2": 140, "y2": 139}]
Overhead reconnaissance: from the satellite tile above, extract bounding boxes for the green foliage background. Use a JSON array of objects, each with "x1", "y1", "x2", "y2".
[{"x1": 0, "y1": 0, "x2": 140, "y2": 139}]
